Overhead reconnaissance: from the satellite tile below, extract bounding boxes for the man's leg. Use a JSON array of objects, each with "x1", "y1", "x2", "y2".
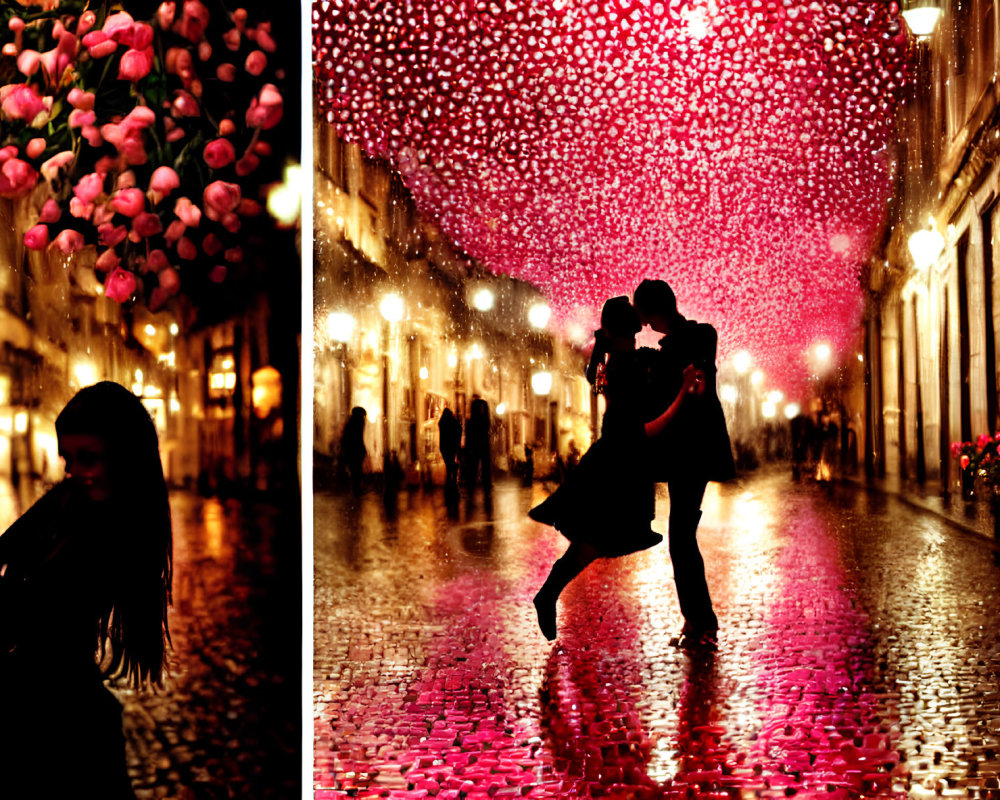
[{"x1": 667, "y1": 477, "x2": 717, "y2": 634}]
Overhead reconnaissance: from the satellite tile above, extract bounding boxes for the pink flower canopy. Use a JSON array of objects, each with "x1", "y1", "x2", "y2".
[{"x1": 314, "y1": 0, "x2": 911, "y2": 391}]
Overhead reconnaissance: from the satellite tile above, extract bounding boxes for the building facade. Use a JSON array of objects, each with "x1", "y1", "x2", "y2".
[
  {"x1": 314, "y1": 121, "x2": 593, "y2": 487},
  {"x1": 867, "y1": 2, "x2": 1000, "y2": 492}
]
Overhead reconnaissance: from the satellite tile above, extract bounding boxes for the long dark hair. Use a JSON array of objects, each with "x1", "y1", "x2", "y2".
[{"x1": 55, "y1": 381, "x2": 173, "y2": 689}]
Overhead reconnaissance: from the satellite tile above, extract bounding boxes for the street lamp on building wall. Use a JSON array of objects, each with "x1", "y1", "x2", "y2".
[{"x1": 900, "y1": 3, "x2": 943, "y2": 38}]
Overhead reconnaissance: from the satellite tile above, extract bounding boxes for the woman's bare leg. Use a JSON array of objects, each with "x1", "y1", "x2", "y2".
[{"x1": 533, "y1": 541, "x2": 598, "y2": 640}]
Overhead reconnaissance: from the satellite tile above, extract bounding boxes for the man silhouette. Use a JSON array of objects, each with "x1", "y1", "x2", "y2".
[{"x1": 633, "y1": 279, "x2": 736, "y2": 648}]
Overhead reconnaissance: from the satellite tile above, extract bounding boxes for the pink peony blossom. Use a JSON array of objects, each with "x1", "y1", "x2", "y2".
[
  {"x1": 149, "y1": 166, "x2": 180, "y2": 204},
  {"x1": 116, "y1": 170, "x2": 137, "y2": 190},
  {"x1": 1, "y1": 83, "x2": 52, "y2": 126},
  {"x1": 82, "y1": 31, "x2": 118, "y2": 59},
  {"x1": 147, "y1": 249, "x2": 170, "y2": 272},
  {"x1": 92, "y1": 205, "x2": 115, "y2": 227},
  {"x1": 77, "y1": 11, "x2": 97, "y2": 37},
  {"x1": 103, "y1": 11, "x2": 136, "y2": 45},
  {"x1": 98, "y1": 223, "x2": 128, "y2": 247},
  {"x1": 0, "y1": 157, "x2": 38, "y2": 197},
  {"x1": 16, "y1": 50, "x2": 41, "y2": 78},
  {"x1": 254, "y1": 21, "x2": 277, "y2": 53},
  {"x1": 198, "y1": 40, "x2": 212, "y2": 61},
  {"x1": 68, "y1": 88, "x2": 96, "y2": 110},
  {"x1": 235, "y1": 152, "x2": 260, "y2": 176},
  {"x1": 223, "y1": 27, "x2": 241, "y2": 51},
  {"x1": 111, "y1": 187, "x2": 145, "y2": 217},
  {"x1": 159, "y1": 267, "x2": 181, "y2": 294},
  {"x1": 122, "y1": 105, "x2": 156, "y2": 132},
  {"x1": 68, "y1": 108, "x2": 97, "y2": 128},
  {"x1": 82, "y1": 126, "x2": 103, "y2": 148},
  {"x1": 166, "y1": 47, "x2": 195, "y2": 83},
  {"x1": 157, "y1": 2, "x2": 177, "y2": 29},
  {"x1": 177, "y1": 236, "x2": 197, "y2": 260},
  {"x1": 131, "y1": 212, "x2": 163, "y2": 239},
  {"x1": 104, "y1": 268, "x2": 136, "y2": 302},
  {"x1": 39, "y1": 198, "x2": 61, "y2": 223},
  {"x1": 216, "y1": 63, "x2": 236, "y2": 82},
  {"x1": 119, "y1": 48, "x2": 153, "y2": 81},
  {"x1": 51, "y1": 229, "x2": 85, "y2": 254},
  {"x1": 202, "y1": 233, "x2": 223, "y2": 256},
  {"x1": 203, "y1": 138, "x2": 235, "y2": 169},
  {"x1": 95, "y1": 248, "x2": 121, "y2": 272},
  {"x1": 171, "y1": 90, "x2": 200, "y2": 118},
  {"x1": 25, "y1": 138, "x2": 45, "y2": 159},
  {"x1": 39, "y1": 30, "x2": 78, "y2": 83},
  {"x1": 221, "y1": 212, "x2": 241, "y2": 233},
  {"x1": 203, "y1": 180, "x2": 241, "y2": 220},
  {"x1": 164, "y1": 219, "x2": 187, "y2": 244},
  {"x1": 245, "y1": 50, "x2": 267, "y2": 76},
  {"x1": 174, "y1": 196, "x2": 202, "y2": 227},
  {"x1": 69, "y1": 197, "x2": 95, "y2": 220},
  {"x1": 133, "y1": 23, "x2": 155, "y2": 50},
  {"x1": 23, "y1": 224, "x2": 49, "y2": 250},
  {"x1": 208, "y1": 265, "x2": 227, "y2": 283},
  {"x1": 245, "y1": 83, "x2": 282, "y2": 130},
  {"x1": 74, "y1": 172, "x2": 104, "y2": 203},
  {"x1": 174, "y1": 0, "x2": 210, "y2": 42}
]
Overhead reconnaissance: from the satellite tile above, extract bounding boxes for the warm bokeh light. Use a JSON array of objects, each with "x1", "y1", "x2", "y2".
[
  {"x1": 531, "y1": 371, "x2": 553, "y2": 396},
  {"x1": 379, "y1": 294, "x2": 405, "y2": 323},
  {"x1": 326, "y1": 311, "x2": 355, "y2": 343},
  {"x1": 528, "y1": 302, "x2": 552, "y2": 329},
  {"x1": 471, "y1": 287, "x2": 495, "y2": 312},
  {"x1": 733, "y1": 351, "x2": 753, "y2": 375}
]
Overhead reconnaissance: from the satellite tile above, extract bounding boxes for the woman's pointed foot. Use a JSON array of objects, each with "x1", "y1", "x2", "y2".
[{"x1": 533, "y1": 591, "x2": 557, "y2": 641}]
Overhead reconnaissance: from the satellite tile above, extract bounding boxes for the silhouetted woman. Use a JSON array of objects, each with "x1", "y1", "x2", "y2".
[
  {"x1": 529, "y1": 297, "x2": 700, "y2": 640},
  {"x1": 0, "y1": 381, "x2": 173, "y2": 798}
]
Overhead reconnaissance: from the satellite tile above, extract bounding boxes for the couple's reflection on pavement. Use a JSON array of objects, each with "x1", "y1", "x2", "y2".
[{"x1": 538, "y1": 596, "x2": 724, "y2": 797}]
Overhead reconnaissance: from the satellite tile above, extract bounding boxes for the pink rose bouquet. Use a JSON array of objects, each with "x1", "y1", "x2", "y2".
[{"x1": 1, "y1": 0, "x2": 289, "y2": 310}]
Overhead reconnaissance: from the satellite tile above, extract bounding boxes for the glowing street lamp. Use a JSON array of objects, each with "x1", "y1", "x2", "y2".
[
  {"x1": 531, "y1": 370, "x2": 553, "y2": 396},
  {"x1": 528, "y1": 302, "x2": 551, "y2": 329},
  {"x1": 814, "y1": 343, "x2": 832, "y2": 364},
  {"x1": 762, "y1": 400, "x2": 777, "y2": 419},
  {"x1": 471, "y1": 286, "x2": 495, "y2": 312},
  {"x1": 908, "y1": 226, "x2": 945, "y2": 270},
  {"x1": 784, "y1": 402, "x2": 801, "y2": 419},
  {"x1": 732, "y1": 350, "x2": 752, "y2": 375},
  {"x1": 379, "y1": 293, "x2": 405, "y2": 323},
  {"x1": 901, "y1": 4, "x2": 943, "y2": 38},
  {"x1": 326, "y1": 311, "x2": 355, "y2": 343}
]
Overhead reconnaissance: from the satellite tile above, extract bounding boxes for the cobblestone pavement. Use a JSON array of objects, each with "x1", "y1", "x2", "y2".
[
  {"x1": 118, "y1": 492, "x2": 301, "y2": 799},
  {"x1": 314, "y1": 471, "x2": 1000, "y2": 799}
]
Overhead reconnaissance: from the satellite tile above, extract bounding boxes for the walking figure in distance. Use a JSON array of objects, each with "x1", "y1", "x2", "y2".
[
  {"x1": 0, "y1": 381, "x2": 173, "y2": 798},
  {"x1": 340, "y1": 406, "x2": 368, "y2": 495},
  {"x1": 633, "y1": 279, "x2": 735, "y2": 649},
  {"x1": 529, "y1": 297, "x2": 703, "y2": 641}
]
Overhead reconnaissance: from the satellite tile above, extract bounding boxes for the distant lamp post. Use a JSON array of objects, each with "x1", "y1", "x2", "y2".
[
  {"x1": 73, "y1": 361, "x2": 98, "y2": 388},
  {"x1": 750, "y1": 370, "x2": 764, "y2": 388},
  {"x1": 531, "y1": 371, "x2": 553, "y2": 396},
  {"x1": 528, "y1": 302, "x2": 551, "y2": 329},
  {"x1": 761, "y1": 401, "x2": 777, "y2": 419},
  {"x1": 784, "y1": 403, "x2": 801, "y2": 419},
  {"x1": 495, "y1": 402, "x2": 507, "y2": 416},
  {"x1": 900, "y1": 3, "x2": 943, "y2": 38},
  {"x1": 209, "y1": 351, "x2": 237, "y2": 399},
  {"x1": 266, "y1": 162, "x2": 302, "y2": 227},
  {"x1": 908, "y1": 226, "x2": 945, "y2": 270},
  {"x1": 251, "y1": 366, "x2": 282, "y2": 419},
  {"x1": 732, "y1": 350, "x2": 752, "y2": 375},
  {"x1": 379, "y1": 293, "x2": 404, "y2": 323},
  {"x1": 326, "y1": 311, "x2": 355, "y2": 343},
  {"x1": 472, "y1": 287, "x2": 495, "y2": 312}
]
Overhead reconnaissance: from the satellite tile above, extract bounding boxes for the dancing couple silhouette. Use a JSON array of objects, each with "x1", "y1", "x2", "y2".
[{"x1": 529, "y1": 279, "x2": 736, "y2": 647}]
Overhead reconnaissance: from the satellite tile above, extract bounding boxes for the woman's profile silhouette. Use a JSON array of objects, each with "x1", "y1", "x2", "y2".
[
  {"x1": 529, "y1": 297, "x2": 701, "y2": 640},
  {"x1": 0, "y1": 381, "x2": 173, "y2": 798}
]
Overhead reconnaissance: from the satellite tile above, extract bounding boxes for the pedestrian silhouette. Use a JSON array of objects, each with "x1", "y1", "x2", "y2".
[
  {"x1": 340, "y1": 406, "x2": 367, "y2": 495},
  {"x1": 438, "y1": 407, "x2": 462, "y2": 491},
  {"x1": 0, "y1": 381, "x2": 173, "y2": 798},
  {"x1": 463, "y1": 396, "x2": 492, "y2": 495},
  {"x1": 633, "y1": 278, "x2": 736, "y2": 649},
  {"x1": 529, "y1": 297, "x2": 702, "y2": 640}
]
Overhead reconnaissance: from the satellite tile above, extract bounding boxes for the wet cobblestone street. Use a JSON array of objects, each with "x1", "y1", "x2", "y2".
[
  {"x1": 314, "y1": 471, "x2": 1000, "y2": 799},
  {"x1": 119, "y1": 492, "x2": 300, "y2": 799}
]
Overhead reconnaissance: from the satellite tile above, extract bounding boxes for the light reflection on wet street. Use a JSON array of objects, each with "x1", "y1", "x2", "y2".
[
  {"x1": 119, "y1": 493, "x2": 300, "y2": 799},
  {"x1": 314, "y1": 472, "x2": 1000, "y2": 799}
]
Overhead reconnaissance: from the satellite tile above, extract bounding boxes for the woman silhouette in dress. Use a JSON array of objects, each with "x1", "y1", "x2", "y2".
[
  {"x1": 0, "y1": 381, "x2": 173, "y2": 798},
  {"x1": 529, "y1": 297, "x2": 702, "y2": 640}
]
